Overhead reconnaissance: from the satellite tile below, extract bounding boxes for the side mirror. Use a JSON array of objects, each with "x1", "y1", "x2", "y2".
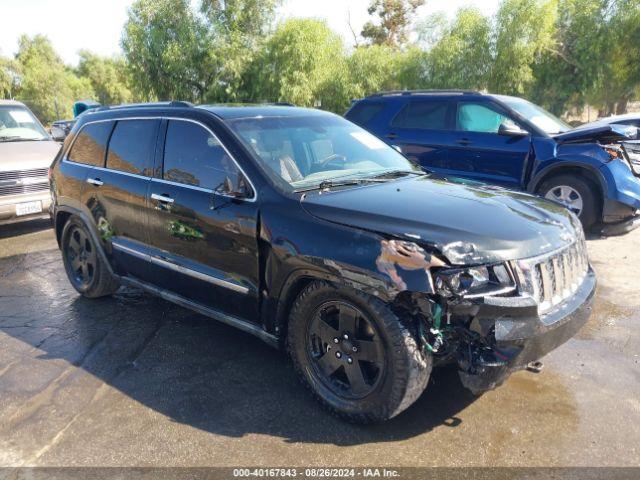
[
  {"x1": 50, "y1": 125, "x2": 67, "y2": 141},
  {"x1": 498, "y1": 122, "x2": 528, "y2": 137},
  {"x1": 214, "y1": 175, "x2": 251, "y2": 200}
]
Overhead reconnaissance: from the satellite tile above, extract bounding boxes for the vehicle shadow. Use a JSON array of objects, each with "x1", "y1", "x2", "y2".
[
  {"x1": 0, "y1": 249, "x2": 477, "y2": 446},
  {"x1": 0, "y1": 218, "x2": 51, "y2": 239}
]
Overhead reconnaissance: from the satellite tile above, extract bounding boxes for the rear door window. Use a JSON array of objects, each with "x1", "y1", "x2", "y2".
[
  {"x1": 68, "y1": 122, "x2": 114, "y2": 167},
  {"x1": 106, "y1": 120, "x2": 158, "y2": 175},
  {"x1": 391, "y1": 101, "x2": 451, "y2": 130},
  {"x1": 345, "y1": 102, "x2": 385, "y2": 126},
  {"x1": 163, "y1": 120, "x2": 240, "y2": 190}
]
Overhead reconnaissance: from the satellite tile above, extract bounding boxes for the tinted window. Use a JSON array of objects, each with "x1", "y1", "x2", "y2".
[
  {"x1": 345, "y1": 102, "x2": 384, "y2": 126},
  {"x1": 457, "y1": 102, "x2": 518, "y2": 133},
  {"x1": 106, "y1": 120, "x2": 157, "y2": 175},
  {"x1": 68, "y1": 122, "x2": 113, "y2": 166},
  {"x1": 163, "y1": 120, "x2": 239, "y2": 190},
  {"x1": 391, "y1": 101, "x2": 450, "y2": 130}
]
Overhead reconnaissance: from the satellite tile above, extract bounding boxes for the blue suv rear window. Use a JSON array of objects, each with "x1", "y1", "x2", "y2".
[
  {"x1": 345, "y1": 102, "x2": 384, "y2": 126},
  {"x1": 391, "y1": 101, "x2": 449, "y2": 130}
]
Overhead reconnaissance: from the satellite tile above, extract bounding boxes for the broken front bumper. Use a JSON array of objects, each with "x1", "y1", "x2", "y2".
[{"x1": 457, "y1": 267, "x2": 596, "y2": 393}]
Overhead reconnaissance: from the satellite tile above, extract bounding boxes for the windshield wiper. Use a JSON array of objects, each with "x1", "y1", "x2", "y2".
[
  {"x1": 0, "y1": 136, "x2": 44, "y2": 142},
  {"x1": 370, "y1": 169, "x2": 429, "y2": 179},
  {"x1": 295, "y1": 178, "x2": 386, "y2": 193}
]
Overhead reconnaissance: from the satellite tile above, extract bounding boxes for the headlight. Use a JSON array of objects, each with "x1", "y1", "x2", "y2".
[{"x1": 434, "y1": 263, "x2": 516, "y2": 298}]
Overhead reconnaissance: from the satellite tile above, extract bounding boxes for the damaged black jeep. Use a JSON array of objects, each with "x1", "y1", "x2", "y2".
[{"x1": 50, "y1": 103, "x2": 596, "y2": 423}]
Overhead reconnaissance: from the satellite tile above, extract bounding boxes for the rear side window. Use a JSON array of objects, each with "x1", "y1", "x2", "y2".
[
  {"x1": 345, "y1": 102, "x2": 385, "y2": 126},
  {"x1": 68, "y1": 122, "x2": 113, "y2": 166},
  {"x1": 163, "y1": 120, "x2": 239, "y2": 190},
  {"x1": 106, "y1": 120, "x2": 158, "y2": 175},
  {"x1": 391, "y1": 101, "x2": 450, "y2": 130}
]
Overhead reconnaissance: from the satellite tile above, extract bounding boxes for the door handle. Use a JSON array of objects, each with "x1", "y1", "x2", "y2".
[
  {"x1": 386, "y1": 133, "x2": 397, "y2": 140},
  {"x1": 456, "y1": 138, "x2": 472, "y2": 146},
  {"x1": 151, "y1": 193, "x2": 174, "y2": 204},
  {"x1": 86, "y1": 177, "x2": 103, "y2": 186}
]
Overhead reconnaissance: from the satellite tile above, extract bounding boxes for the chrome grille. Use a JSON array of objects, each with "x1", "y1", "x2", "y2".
[
  {"x1": 0, "y1": 168, "x2": 49, "y2": 197},
  {"x1": 0, "y1": 182, "x2": 49, "y2": 196},
  {"x1": 0, "y1": 168, "x2": 49, "y2": 181},
  {"x1": 514, "y1": 237, "x2": 589, "y2": 315}
]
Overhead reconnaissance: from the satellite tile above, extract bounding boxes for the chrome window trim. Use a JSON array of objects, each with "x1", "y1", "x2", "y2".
[
  {"x1": 112, "y1": 240, "x2": 250, "y2": 295},
  {"x1": 62, "y1": 115, "x2": 258, "y2": 202},
  {"x1": 162, "y1": 117, "x2": 257, "y2": 202}
]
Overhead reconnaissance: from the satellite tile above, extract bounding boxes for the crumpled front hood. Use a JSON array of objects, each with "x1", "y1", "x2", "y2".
[
  {"x1": 0, "y1": 140, "x2": 61, "y2": 170},
  {"x1": 301, "y1": 176, "x2": 578, "y2": 266},
  {"x1": 554, "y1": 124, "x2": 638, "y2": 144}
]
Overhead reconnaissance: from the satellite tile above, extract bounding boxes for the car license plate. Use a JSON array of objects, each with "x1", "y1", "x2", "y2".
[{"x1": 15, "y1": 200, "x2": 42, "y2": 216}]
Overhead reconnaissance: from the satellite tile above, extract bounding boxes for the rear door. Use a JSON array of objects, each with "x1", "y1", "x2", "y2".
[
  {"x1": 382, "y1": 99, "x2": 457, "y2": 172},
  {"x1": 145, "y1": 118, "x2": 260, "y2": 322},
  {"x1": 84, "y1": 118, "x2": 159, "y2": 281},
  {"x1": 449, "y1": 100, "x2": 532, "y2": 188}
]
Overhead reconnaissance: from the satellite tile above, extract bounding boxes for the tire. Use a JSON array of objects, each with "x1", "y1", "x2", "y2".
[
  {"x1": 539, "y1": 174, "x2": 598, "y2": 229},
  {"x1": 287, "y1": 281, "x2": 431, "y2": 423},
  {"x1": 60, "y1": 216, "x2": 120, "y2": 298}
]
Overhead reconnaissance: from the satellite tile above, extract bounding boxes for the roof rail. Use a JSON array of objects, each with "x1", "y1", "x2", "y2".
[
  {"x1": 94, "y1": 101, "x2": 194, "y2": 112},
  {"x1": 368, "y1": 90, "x2": 481, "y2": 98}
]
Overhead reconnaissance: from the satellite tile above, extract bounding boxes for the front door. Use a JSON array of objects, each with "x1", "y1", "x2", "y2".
[
  {"x1": 145, "y1": 119, "x2": 260, "y2": 322},
  {"x1": 449, "y1": 101, "x2": 532, "y2": 189},
  {"x1": 383, "y1": 99, "x2": 457, "y2": 173}
]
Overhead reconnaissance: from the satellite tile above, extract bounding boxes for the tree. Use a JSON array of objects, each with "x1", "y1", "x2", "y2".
[
  {"x1": 425, "y1": 7, "x2": 492, "y2": 90},
  {"x1": 199, "y1": 0, "x2": 280, "y2": 102},
  {"x1": 361, "y1": 0, "x2": 425, "y2": 47},
  {"x1": 77, "y1": 51, "x2": 133, "y2": 105},
  {"x1": 0, "y1": 53, "x2": 20, "y2": 99},
  {"x1": 14, "y1": 35, "x2": 94, "y2": 123},
  {"x1": 121, "y1": 0, "x2": 210, "y2": 102},
  {"x1": 489, "y1": 0, "x2": 557, "y2": 96},
  {"x1": 251, "y1": 19, "x2": 348, "y2": 112}
]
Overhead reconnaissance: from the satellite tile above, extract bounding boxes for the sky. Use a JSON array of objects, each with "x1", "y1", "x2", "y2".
[{"x1": 0, "y1": 0, "x2": 500, "y2": 65}]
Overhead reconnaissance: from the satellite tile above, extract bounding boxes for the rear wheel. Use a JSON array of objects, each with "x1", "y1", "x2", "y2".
[
  {"x1": 61, "y1": 216, "x2": 120, "y2": 298},
  {"x1": 539, "y1": 175, "x2": 598, "y2": 229},
  {"x1": 288, "y1": 281, "x2": 431, "y2": 423}
]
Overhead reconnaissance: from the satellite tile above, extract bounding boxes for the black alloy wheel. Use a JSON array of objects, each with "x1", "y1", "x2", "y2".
[
  {"x1": 307, "y1": 301, "x2": 385, "y2": 399},
  {"x1": 65, "y1": 224, "x2": 97, "y2": 289}
]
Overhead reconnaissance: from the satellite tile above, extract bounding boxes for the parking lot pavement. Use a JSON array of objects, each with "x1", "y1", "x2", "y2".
[{"x1": 0, "y1": 221, "x2": 638, "y2": 468}]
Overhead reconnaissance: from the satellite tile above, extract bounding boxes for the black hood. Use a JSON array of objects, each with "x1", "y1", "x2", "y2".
[
  {"x1": 554, "y1": 124, "x2": 638, "y2": 144},
  {"x1": 300, "y1": 176, "x2": 578, "y2": 266}
]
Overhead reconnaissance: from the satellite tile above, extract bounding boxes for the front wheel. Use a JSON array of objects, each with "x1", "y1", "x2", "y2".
[
  {"x1": 287, "y1": 281, "x2": 431, "y2": 423},
  {"x1": 539, "y1": 175, "x2": 598, "y2": 229},
  {"x1": 61, "y1": 216, "x2": 120, "y2": 298}
]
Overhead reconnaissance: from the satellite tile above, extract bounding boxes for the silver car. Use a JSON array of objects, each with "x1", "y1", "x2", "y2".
[{"x1": 0, "y1": 100, "x2": 61, "y2": 224}]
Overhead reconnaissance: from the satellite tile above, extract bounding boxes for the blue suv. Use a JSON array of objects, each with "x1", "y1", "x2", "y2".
[{"x1": 346, "y1": 90, "x2": 640, "y2": 231}]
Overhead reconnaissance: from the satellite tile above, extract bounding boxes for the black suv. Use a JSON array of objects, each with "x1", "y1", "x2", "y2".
[{"x1": 50, "y1": 102, "x2": 596, "y2": 423}]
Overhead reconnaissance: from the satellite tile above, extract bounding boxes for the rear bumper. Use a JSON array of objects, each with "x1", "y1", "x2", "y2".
[
  {"x1": 457, "y1": 268, "x2": 596, "y2": 393},
  {"x1": 0, "y1": 192, "x2": 52, "y2": 225}
]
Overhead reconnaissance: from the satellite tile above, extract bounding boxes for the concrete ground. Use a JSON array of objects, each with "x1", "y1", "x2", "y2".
[{"x1": 0, "y1": 219, "x2": 638, "y2": 467}]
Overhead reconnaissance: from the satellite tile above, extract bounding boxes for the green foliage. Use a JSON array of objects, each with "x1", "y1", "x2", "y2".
[
  {"x1": 251, "y1": 19, "x2": 348, "y2": 111},
  {"x1": 121, "y1": 0, "x2": 210, "y2": 102},
  {"x1": 426, "y1": 7, "x2": 492, "y2": 90},
  {"x1": 13, "y1": 35, "x2": 94, "y2": 123},
  {"x1": 0, "y1": 53, "x2": 20, "y2": 99},
  {"x1": 77, "y1": 51, "x2": 134, "y2": 105},
  {"x1": 362, "y1": 0, "x2": 426, "y2": 47}
]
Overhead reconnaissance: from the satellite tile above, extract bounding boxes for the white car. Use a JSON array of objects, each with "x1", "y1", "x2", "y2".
[{"x1": 0, "y1": 100, "x2": 61, "y2": 225}]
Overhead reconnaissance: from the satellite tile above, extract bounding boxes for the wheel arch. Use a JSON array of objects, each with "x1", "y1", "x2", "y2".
[
  {"x1": 528, "y1": 162, "x2": 607, "y2": 197},
  {"x1": 54, "y1": 206, "x2": 118, "y2": 278}
]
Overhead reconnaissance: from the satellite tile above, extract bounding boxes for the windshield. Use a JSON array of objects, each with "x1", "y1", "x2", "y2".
[
  {"x1": 500, "y1": 97, "x2": 571, "y2": 135},
  {"x1": 225, "y1": 113, "x2": 422, "y2": 192},
  {"x1": 0, "y1": 105, "x2": 49, "y2": 141}
]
